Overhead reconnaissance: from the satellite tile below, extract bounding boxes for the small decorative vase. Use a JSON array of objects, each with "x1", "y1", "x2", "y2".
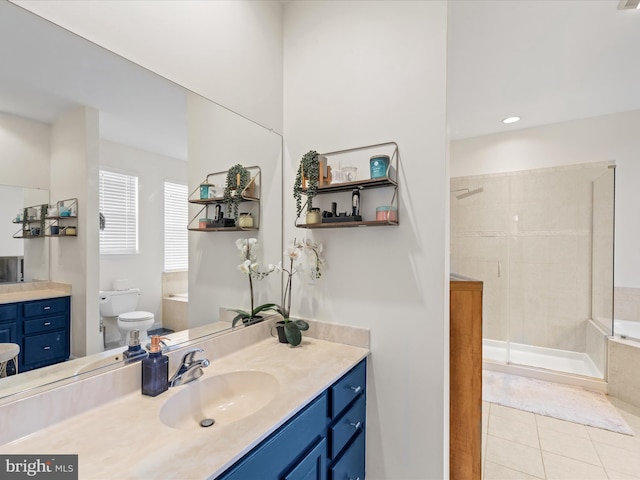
[{"x1": 271, "y1": 321, "x2": 289, "y2": 344}]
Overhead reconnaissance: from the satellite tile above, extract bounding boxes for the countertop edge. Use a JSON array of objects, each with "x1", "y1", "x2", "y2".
[{"x1": 0, "y1": 289, "x2": 71, "y2": 304}]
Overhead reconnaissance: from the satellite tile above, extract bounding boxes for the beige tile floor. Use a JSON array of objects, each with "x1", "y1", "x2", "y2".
[{"x1": 482, "y1": 396, "x2": 640, "y2": 479}]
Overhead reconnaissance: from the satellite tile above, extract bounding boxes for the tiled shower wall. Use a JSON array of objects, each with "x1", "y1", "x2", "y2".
[{"x1": 451, "y1": 162, "x2": 612, "y2": 353}]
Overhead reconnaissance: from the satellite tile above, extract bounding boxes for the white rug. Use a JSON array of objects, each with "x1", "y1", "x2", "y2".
[{"x1": 483, "y1": 370, "x2": 635, "y2": 436}]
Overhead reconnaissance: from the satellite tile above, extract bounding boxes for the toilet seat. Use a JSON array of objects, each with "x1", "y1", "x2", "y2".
[
  {"x1": 118, "y1": 311, "x2": 154, "y2": 322},
  {"x1": 117, "y1": 311, "x2": 155, "y2": 347}
]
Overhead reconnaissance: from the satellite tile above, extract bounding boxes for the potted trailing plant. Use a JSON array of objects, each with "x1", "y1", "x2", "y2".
[
  {"x1": 224, "y1": 164, "x2": 251, "y2": 223},
  {"x1": 270, "y1": 238, "x2": 324, "y2": 346},
  {"x1": 230, "y1": 238, "x2": 276, "y2": 327},
  {"x1": 293, "y1": 150, "x2": 320, "y2": 219}
]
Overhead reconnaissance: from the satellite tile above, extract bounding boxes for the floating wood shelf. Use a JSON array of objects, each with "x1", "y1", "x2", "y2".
[{"x1": 297, "y1": 220, "x2": 398, "y2": 229}]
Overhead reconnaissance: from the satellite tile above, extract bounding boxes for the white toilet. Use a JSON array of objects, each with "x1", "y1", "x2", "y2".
[{"x1": 99, "y1": 288, "x2": 155, "y2": 346}]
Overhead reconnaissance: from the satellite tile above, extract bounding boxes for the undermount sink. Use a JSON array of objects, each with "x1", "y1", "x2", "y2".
[{"x1": 159, "y1": 370, "x2": 279, "y2": 430}]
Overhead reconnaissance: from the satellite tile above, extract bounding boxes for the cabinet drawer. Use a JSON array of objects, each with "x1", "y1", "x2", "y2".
[
  {"x1": 23, "y1": 297, "x2": 68, "y2": 318},
  {"x1": 330, "y1": 360, "x2": 366, "y2": 418},
  {"x1": 0, "y1": 304, "x2": 18, "y2": 321},
  {"x1": 23, "y1": 331, "x2": 67, "y2": 364},
  {"x1": 330, "y1": 393, "x2": 365, "y2": 459},
  {"x1": 330, "y1": 430, "x2": 365, "y2": 480},
  {"x1": 23, "y1": 314, "x2": 67, "y2": 335}
]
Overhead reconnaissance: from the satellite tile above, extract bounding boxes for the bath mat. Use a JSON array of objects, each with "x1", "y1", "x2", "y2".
[{"x1": 483, "y1": 370, "x2": 635, "y2": 436}]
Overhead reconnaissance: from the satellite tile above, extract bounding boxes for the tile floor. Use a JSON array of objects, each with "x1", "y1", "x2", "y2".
[{"x1": 482, "y1": 396, "x2": 640, "y2": 479}]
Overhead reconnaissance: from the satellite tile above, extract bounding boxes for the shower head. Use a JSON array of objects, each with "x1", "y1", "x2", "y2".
[{"x1": 455, "y1": 187, "x2": 484, "y2": 200}]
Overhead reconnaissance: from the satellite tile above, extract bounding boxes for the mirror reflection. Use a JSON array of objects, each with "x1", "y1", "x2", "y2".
[
  {"x1": 0, "y1": 186, "x2": 50, "y2": 283},
  {"x1": 0, "y1": 2, "x2": 282, "y2": 401}
]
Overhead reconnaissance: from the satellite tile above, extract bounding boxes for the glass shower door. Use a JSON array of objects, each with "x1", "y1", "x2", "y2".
[{"x1": 506, "y1": 163, "x2": 613, "y2": 378}]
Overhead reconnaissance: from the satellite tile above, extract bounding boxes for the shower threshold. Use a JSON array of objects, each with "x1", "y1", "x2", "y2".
[{"x1": 483, "y1": 339, "x2": 606, "y2": 392}]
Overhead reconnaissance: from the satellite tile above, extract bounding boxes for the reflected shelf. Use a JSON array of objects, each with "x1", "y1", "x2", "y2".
[{"x1": 188, "y1": 227, "x2": 259, "y2": 232}]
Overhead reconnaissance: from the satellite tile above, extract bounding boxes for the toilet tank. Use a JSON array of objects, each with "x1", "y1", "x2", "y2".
[{"x1": 99, "y1": 288, "x2": 140, "y2": 317}]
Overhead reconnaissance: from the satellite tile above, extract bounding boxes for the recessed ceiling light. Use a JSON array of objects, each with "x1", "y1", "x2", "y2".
[{"x1": 502, "y1": 116, "x2": 521, "y2": 124}]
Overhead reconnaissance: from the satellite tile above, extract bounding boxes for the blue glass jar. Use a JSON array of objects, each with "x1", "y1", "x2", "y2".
[{"x1": 370, "y1": 155, "x2": 390, "y2": 179}]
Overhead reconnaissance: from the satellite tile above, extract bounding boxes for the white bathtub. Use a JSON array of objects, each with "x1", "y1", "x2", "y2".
[
  {"x1": 614, "y1": 318, "x2": 640, "y2": 341},
  {"x1": 168, "y1": 292, "x2": 188, "y2": 300},
  {"x1": 585, "y1": 317, "x2": 640, "y2": 406},
  {"x1": 162, "y1": 293, "x2": 188, "y2": 332},
  {"x1": 608, "y1": 321, "x2": 640, "y2": 408}
]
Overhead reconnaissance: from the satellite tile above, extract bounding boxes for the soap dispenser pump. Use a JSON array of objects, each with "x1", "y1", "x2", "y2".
[
  {"x1": 141, "y1": 335, "x2": 169, "y2": 397},
  {"x1": 123, "y1": 329, "x2": 148, "y2": 362}
]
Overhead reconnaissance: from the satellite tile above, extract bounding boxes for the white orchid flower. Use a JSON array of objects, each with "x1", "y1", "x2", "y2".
[
  {"x1": 237, "y1": 259, "x2": 252, "y2": 275},
  {"x1": 270, "y1": 261, "x2": 283, "y2": 272},
  {"x1": 285, "y1": 246, "x2": 301, "y2": 260}
]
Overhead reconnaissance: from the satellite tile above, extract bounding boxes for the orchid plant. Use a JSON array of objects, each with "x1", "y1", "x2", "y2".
[
  {"x1": 270, "y1": 238, "x2": 324, "y2": 345},
  {"x1": 230, "y1": 238, "x2": 276, "y2": 327}
]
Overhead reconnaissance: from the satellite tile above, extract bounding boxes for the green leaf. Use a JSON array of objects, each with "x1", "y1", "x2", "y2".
[
  {"x1": 284, "y1": 322, "x2": 302, "y2": 346},
  {"x1": 294, "y1": 319, "x2": 309, "y2": 331},
  {"x1": 275, "y1": 305, "x2": 288, "y2": 319},
  {"x1": 231, "y1": 314, "x2": 246, "y2": 328},
  {"x1": 252, "y1": 303, "x2": 277, "y2": 316}
]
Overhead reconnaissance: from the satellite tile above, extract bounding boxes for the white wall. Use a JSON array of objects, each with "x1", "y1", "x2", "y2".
[
  {"x1": 12, "y1": 0, "x2": 284, "y2": 134},
  {"x1": 99, "y1": 139, "x2": 187, "y2": 339},
  {"x1": 284, "y1": 2, "x2": 448, "y2": 478},
  {"x1": 451, "y1": 109, "x2": 640, "y2": 288},
  {"x1": 50, "y1": 106, "x2": 101, "y2": 358},
  {"x1": 0, "y1": 112, "x2": 50, "y2": 190}
]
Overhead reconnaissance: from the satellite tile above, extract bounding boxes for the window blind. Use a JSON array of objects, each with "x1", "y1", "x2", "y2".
[
  {"x1": 99, "y1": 169, "x2": 138, "y2": 255},
  {"x1": 164, "y1": 181, "x2": 188, "y2": 271}
]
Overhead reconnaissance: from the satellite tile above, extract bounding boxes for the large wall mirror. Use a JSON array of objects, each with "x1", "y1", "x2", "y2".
[{"x1": 0, "y1": 1, "x2": 282, "y2": 401}]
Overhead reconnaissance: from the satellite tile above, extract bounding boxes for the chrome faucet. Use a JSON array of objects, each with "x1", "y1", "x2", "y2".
[{"x1": 169, "y1": 348, "x2": 210, "y2": 387}]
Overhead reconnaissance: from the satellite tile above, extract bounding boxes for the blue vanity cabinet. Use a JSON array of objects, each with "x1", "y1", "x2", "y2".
[
  {"x1": 0, "y1": 296, "x2": 71, "y2": 374},
  {"x1": 217, "y1": 358, "x2": 367, "y2": 480},
  {"x1": 20, "y1": 296, "x2": 71, "y2": 371}
]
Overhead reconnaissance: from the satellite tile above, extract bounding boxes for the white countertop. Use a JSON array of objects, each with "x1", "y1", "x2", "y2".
[{"x1": 1, "y1": 336, "x2": 369, "y2": 479}]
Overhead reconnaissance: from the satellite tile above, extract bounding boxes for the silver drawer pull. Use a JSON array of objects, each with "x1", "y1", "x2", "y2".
[
  {"x1": 350, "y1": 385, "x2": 362, "y2": 394},
  {"x1": 44, "y1": 306, "x2": 51, "y2": 310},
  {"x1": 348, "y1": 477, "x2": 361, "y2": 480},
  {"x1": 43, "y1": 346, "x2": 51, "y2": 350},
  {"x1": 44, "y1": 322, "x2": 52, "y2": 326},
  {"x1": 349, "y1": 421, "x2": 362, "y2": 430}
]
